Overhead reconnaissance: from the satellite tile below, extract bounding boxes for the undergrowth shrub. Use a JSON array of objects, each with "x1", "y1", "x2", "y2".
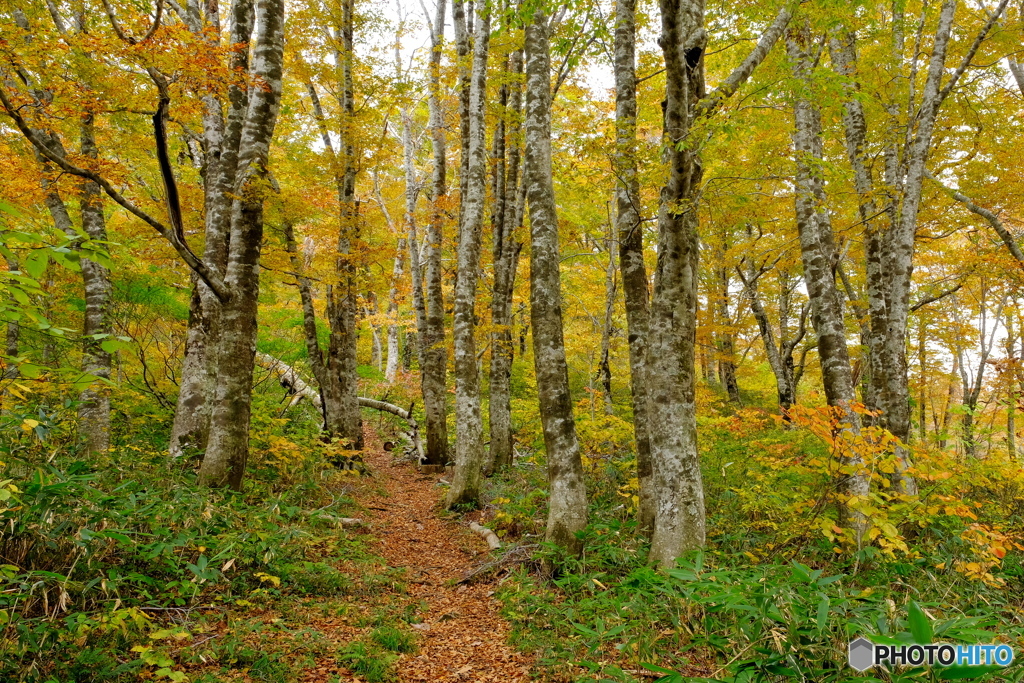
[
  {"x1": 0, "y1": 443, "x2": 364, "y2": 682},
  {"x1": 501, "y1": 551, "x2": 1024, "y2": 682}
]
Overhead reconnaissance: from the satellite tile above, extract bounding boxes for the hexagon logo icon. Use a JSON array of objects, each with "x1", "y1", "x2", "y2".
[{"x1": 849, "y1": 637, "x2": 875, "y2": 671}]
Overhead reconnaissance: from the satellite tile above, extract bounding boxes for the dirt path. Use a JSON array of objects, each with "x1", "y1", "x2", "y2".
[{"x1": 352, "y1": 430, "x2": 532, "y2": 682}]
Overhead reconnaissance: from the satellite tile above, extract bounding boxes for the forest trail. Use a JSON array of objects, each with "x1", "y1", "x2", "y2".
[{"x1": 309, "y1": 428, "x2": 533, "y2": 682}]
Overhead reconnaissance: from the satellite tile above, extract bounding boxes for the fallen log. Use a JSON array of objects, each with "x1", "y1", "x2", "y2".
[
  {"x1": 253, "y1": 353, "x2": 425, "y2": 461},
  {"x1": 469, "y1": 522, "x2": 502, "y2": 551}
]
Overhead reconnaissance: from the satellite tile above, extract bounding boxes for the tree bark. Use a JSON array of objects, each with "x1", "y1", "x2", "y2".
[
  {"x1": 303, "y1": 4, "x2": 364, "y2": 450},
  {"x1": 447, "y1": 1, "x2": 490, "y2": 509},
  {"x1": 388, "y1": 105, "x2": 419, "y2": 386},
  {"x1": 488, "y1": 47, "x2": 524, "y2": 475},
  {"x1": 788, "y1": 25, "x2": 869, "y2": 538},
  {"x1": 599, "y1": 228, "x2": 616, "y2": 414},
  {"x1": 613, "y1": 0, "x2": 655, "y2": 534},
  {"x1": 737, "y1": 263, "x2": 806, "y2": 418},
  {"x1": 170, "y1": 0, "x2": 252, "y2": 458},
  {"x1": 76, "y1": 114, "x2": 113, "y2": 455},
  {"x1": 327, "y1": 0, "x2": 364, "y2": 449},
  {"x1": 524, "y1": 10, "x2": 589, "y2": 554},
  {"x1": 198, "y1": 0, "x2": 286, "y2": 488},
  {"x1": 646, "y1": 0, "x2": 792, "y2": 567},
  {"x1": 415, "y1": 0, "x2": 450, "y2": 466},
  {"x1": 715, "y1": 264, "x2": 739, "y2": 404},
  {"x1": 646, "y1": 0, "x2": 707, "y2": 566},
  {"x1": 33, "y1": 125, "x2": 112, "y2": 454}
]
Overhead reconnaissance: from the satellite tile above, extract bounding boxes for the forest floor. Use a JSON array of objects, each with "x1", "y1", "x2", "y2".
[{"x1": 286, "y1": 427, "x2": 534, "y2": 682}]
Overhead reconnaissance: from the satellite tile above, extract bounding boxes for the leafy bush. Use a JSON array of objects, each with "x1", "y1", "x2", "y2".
[
  {"x1": 0, "y1": 445, "x2": 362, "y2": 682},
  {"x1": 501, "y1": 551, "x2": 1023, "y2": 682}
]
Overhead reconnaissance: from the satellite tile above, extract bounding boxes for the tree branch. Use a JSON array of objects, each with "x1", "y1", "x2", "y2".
[
  {"x1": 100, "y1": 0, "x2": 165, "y2": 44},
  {"x1": 926, "y1": 169, "x2": 1024, "y2": 268},
  {"x1": 0, "y1": 84, "x2": 230, "y2": 301},
  {"x1": 697, "y1": 2, "x2": 796, "y2": 118},
  {"x1": 911, "y1": 283, "x2": 964, "y2": 312},
  {"x1": 935, "y1": 0, "x2": 1011, "y2": 106}
]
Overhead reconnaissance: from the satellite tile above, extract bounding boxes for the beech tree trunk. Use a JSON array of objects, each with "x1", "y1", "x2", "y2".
[
  {"x1": 599, "y1": 230, "x2": 616, "y2": 415},
  {"x1": 197, "y1": 0, "x2": 286, "y2": 488},
  {"x1": 415, "y1": 0, "x2": 450, "y2": 466},
  {"x1": 646, "y1": 0, "x2": 706, "y2": 566},
  {"x1": 15, "y1": 7, "x2": 113, "y2": 454},
  {"x1": 34, "y1": 124, "x2": 112, "y2": 454},
  {"x1": 76, "y1": 115, "x2": 113, "y2": 454},
  {"x1": 447, "y1": 2, "x2": 490, "y2": 509},
  {"x1": 714, "y1": 264, "x2": 739, "y2": 404},
  {"x1": 388, "y1": 106, "x2": 417, "y2": 384},
  {"x1": 170, "y1": 0, "x2": 251, "y2": 458},
  {"x1": 488, "y1": 47, "x2": 524, "y2": 475},
  {"x1": 452, "y1": 0, "x2": 472, "y2": 233},
  {"x1": 647, "y1": 0, "x2": 791, "y2": 567},
  {"x1": 829, "y1": 0, "x2": 1008, "y2": 492},
  {"x1": 613, "y1": 0, "x2": 655, "y2": 535},
  {"x1": 303, "y1": 4, "x2": 364, "y2": 450},
  {"x1": 954, "y1": 291, "x2": 1005, "y2": 458},
  {"x1": 788, "y1": 25, "x2": 869, "y2": 538},
  {"x1": 737, "y1": 262, "x2": 807, "y2": 418},
  {"x1": 524, "y1": 10, "x2": 589, "y2": 554},
  {"x1": 328, "y1": 0, "x2": 364, "y2": 449}
]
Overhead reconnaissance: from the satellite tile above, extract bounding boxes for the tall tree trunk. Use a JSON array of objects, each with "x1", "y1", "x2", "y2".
[
  {"x1": 387, "y1": 108, "x2": 416, "y2": 384},
  {"x1": 873, "y1": 0, "x2": 961, "y2": 491},
  {"x1": 830, "y1": 0, "x2": 1008, "y2": 492},
  {"x1": 198, "y1": 0, "x2": 286, "y2": 488},
  {"x1": 613, "y1": 0, "x2": 655, "y2": 534},
  {"x1": 524, "y1": 9, "x2": 588, "y2": 553},
  {"x1": 645, "y1": 0, "x2": 707, "y2": 566},
  {"x1": 332, "y1": 0, "x2": 363, "y2": 448},
  {"x1": 788, "y1": 25, "x2": 869, "y2": 539},
  {"x1": 413, "y1": 0, "x2": 450, "y2": 466},
  {"x1": 76, "y1": 114, "x2": 113, "y2": 454},
  {"x1": 452, "y1": 0, "x2": 472, "y2": 234},
  {"x1": 647, "y1": 0, "x2": 792, "y2": 566},
  {"x1": 170, "y1": 0, "x2": 251, "y2": 458},
  {"x1": 447, "y1": 2, "x2": 490, "y2": 508},
  {"x1": 303, "y1": 5, "x2": 364, "y2": 449},
  {"x1": 715, "y1": 264, "x2": 739, "y2": 404},
  {"x1": 33, "y1": 126, "x2": 112, "y2": 453},
  {"x1": 737, "y1": 264, "x2": 806, "y2": 418},
  {"x1": 599, "y1": 228, "x2": 616, "y2": 414},
  {"x1": 488, "y1": 47, "x2": 524, "y2": 474}
]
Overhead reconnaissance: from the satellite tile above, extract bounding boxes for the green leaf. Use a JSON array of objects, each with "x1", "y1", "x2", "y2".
[
  {"x1": 816, "y1": 596, "x2": 830, "y2": 633},
  {"x1": 19, "y1": 363, "x2": 43, "y2": 379},
  {"x1": 790, "y1": 561, "x2": 812, "y2": 583},
  {"x1": 908, "y1": 601, "x2": 933, "y2": 644},
  {"x1": 100, "y1": 339, "x2": 127, "y2": 354},
  {"x1": 23, "y1": 250, "x2": 49, "y2": 279},
  {"x1": 937, "y1": 665, "x2": 1003, "y2": 679}
]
